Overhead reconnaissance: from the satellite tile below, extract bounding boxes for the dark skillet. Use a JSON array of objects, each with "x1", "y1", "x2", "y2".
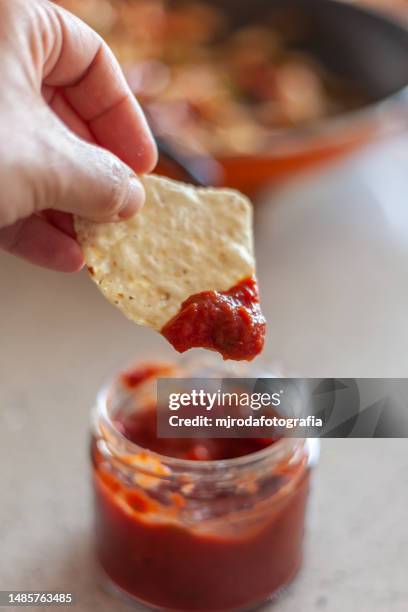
[{"x1": 157, "y1": 0, "x2": 408, "y2": 191}]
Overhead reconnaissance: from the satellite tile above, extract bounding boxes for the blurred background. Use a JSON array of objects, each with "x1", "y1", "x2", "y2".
[
  {"x1": 56, "y1": 0, "x2": 408, "y2": 194},
  {"x1": 1, "y1": 1, "x2": 408, "y2": 610}
]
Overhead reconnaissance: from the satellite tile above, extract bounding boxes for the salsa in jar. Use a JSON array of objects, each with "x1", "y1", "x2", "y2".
[{"x1": 91, "y1": 360, "x2": 317, "y2": 611}]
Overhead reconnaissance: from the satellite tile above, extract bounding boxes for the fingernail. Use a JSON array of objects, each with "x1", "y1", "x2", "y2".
[{"x1": 118, "y1": 175, "x2": 145, "y2": 220}]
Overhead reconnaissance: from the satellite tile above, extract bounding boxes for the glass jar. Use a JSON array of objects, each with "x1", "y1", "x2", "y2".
[{"x1": 91, "y1": 357, "x2": 319, "y2": 611}]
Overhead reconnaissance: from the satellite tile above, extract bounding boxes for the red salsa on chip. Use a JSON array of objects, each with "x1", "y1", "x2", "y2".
[{"x1": 161, "y1": 276, "x2": 266, "y2": 360}]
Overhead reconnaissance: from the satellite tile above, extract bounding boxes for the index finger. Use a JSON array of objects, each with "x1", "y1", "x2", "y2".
[{"x1": 44, "y1": 2, "x2": 157, "y2": 173}]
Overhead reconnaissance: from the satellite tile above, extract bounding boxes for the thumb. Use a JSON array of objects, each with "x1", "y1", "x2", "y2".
[{"x1": 39, "y1": 125, "x2": 146, "y2": 223}]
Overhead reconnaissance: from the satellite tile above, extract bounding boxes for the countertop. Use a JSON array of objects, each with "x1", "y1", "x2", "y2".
[{"x1": 1, "y1": 138, "x2": 408, "y2": 611}]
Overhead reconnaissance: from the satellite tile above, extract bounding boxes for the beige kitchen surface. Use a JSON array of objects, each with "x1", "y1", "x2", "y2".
[
  {"x1": 1, "y1": 139, "x2": 408, "y2": 610},
  {"x1": 0, "y1": 253, "x2": 407, "y2": 611}
]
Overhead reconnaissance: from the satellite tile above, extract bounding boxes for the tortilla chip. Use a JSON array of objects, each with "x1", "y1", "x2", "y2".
[{"x1": 75, "y1": 174, "x2": 255, "y2": 330}]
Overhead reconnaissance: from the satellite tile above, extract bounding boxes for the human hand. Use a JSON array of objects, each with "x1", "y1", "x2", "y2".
[{"x1": 0, "y1": 0, "x2": 157, "y2": 272}]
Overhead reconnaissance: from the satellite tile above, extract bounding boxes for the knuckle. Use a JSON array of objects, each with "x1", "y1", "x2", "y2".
[
  {"x1": 98, "y1": 158, "x2": 130, "y2": 218},
  {"x1": 0, "y1": 160, "x2": 42, "y2": 227},
  {"x1": 32, "y1": 149, "x2": 65, "y2": 212}
]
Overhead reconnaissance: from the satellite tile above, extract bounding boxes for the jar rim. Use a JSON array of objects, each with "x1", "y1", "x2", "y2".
[{"x1": 95, "y1": 377, "x2": 307, "y2": 474}]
